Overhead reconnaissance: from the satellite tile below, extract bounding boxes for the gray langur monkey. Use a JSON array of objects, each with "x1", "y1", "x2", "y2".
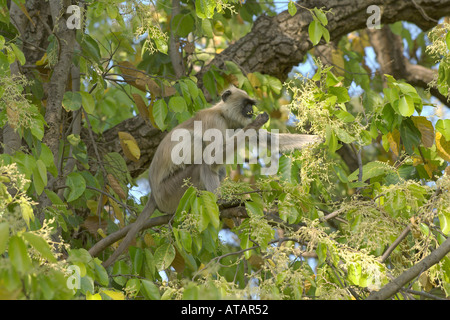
[{"x1": 102, "y1": 86, "x2": 320, "y2": 267}]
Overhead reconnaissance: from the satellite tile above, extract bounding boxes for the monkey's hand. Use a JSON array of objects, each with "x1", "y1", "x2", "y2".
[{"x1": 246, "y1": 112, "x2": 269, "y2": 131}]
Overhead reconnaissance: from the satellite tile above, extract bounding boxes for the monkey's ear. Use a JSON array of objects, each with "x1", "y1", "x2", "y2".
[{"x1": 222, "y1": 89, "x2": 232, "y2": 102}]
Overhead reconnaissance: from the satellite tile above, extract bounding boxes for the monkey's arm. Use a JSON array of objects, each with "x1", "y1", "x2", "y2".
[{"x1": 214, "y1": 112, "x2": 269, "y2": 171}]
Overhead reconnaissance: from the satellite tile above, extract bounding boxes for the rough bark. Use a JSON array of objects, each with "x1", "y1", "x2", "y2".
[
  {"x1": 198, "y1": 0, "x2": 450, "y2": 84},
  {"x1": 366, "y1": 236, "x2": 450, "y2": 300},
  {"x1": 44, "y1": 0, "x2": 76, "y2": 166},
  {"x1": 98, "y1": 0, "x2": 450, "y2": 178},
  {"x1": 367, "y1": 25, "x2": 450, "y2": 107}
]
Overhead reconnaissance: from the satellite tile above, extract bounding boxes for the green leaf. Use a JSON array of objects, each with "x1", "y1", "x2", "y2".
[
  {"x1": 175, "y1": 187, "x2": 196, "y2": 219},
  {"x1": 94, "y1": 262, "x2": 109, "y2": 286},
  {"x1": 81, "y1": 34, "x2": 101, "y2": 63},
  {"x1": 446, "y1": 32, "x2": 450, "y2": 50},
  {"x1": 20, "y1": 202, "x2": 34, "y2": 227},
  {"x1": 62, "y1": 91, "x2": 82, "y2": 111},
  {"x1": 153, "y1": 99, "x2": 168, "y2": 131},
  {"x1": 419, "y1": 223, "x2": 430, "y2": 236},
  {"x1": 321, "y1": 25, "x2": 330, "y2": 43},
  {"x1": 185, "y1": 79, "x2": 199, "y2": 99},
  {"x1": 348, "y1": 161, "x2": 392, "y2": 182},
  {"x1": 278, "y1": 200, "x2": 299, "y2": 224},
  {"x1": 65, "y1": 172, "x2": 86, "y2": 202},
  {"x1": 0, "y1": 222, "x2": 9, "y2": 254},
  {"x1": 10, "y1": 43, "x2": 25, "y2": 65},
  {"x1": 329, "y1": 86, "x2": 350, "y2": 103},
  {"x1": 396, "y1": 82, "x2": 417, "y2": 95},
  {"x1": 390, "y1": 191, "x2": 406, "y2": 211},
  {"x1": 308, "y1": 20, "x2": 323, "y2": 46},
  {"x1": 400, "y1": 119, "x2": 421, "y2": 154},
  {"x1": 45, "y1": 189, "x2": 65, "y2": 205},
  {"x1": 154, "y1": 243, "x2": 176, "y2": 271},
  {"x1": 31, "y1": 118, "x2": 45, "y2": 141},
  {"x1": 126, "y1": 278, "x2": 141, "y2": 298},
  {"x1": 106, "y1": 5, "x2": 118, "y2": 20},
  {"x1": 79, "y1": 91, "x2": 95, "y2": 114},
  {"x1": 335, "y1": 128, "x2": 355, "y2": 144},
  {"x1": 316, "y1": 242, "x2": 327, "y2": 266},
  {"x1": 313, "y1": 8, "x2": 328, "y2": 26},
  {"x1": 172, "y1": 14, "x2": 195, "y2": 38},
  {"x1": 277, "y1": 155, "x2": 292, "y2": 182},
  {"x1": 325, "y1": 125, "x2": 338, "y2": 154},
  {"x1": 267, "y1": 76, "x2": 282, "y2": 94},
  {"x1": 112, "y1": 260, "x2": 130, "y2": 286},
  {"x1": 179, "y1": 230, "x2": 192, "y2": 253},
  {"x1": 154, "y1": 38, "x2": 168, "y2": 54},
  {"x1": 198, "y1": 201, "x2": 210, "y2": 232},
  {"x1": 141, "y1": 279, "x2": 161, "y2": 300},
  {"x1": 335, "y1": 110, "x2": 355, "y2": 122},
  {"x1": 288, "y1": 1, "x2": 297, "y2": 16},
  {"x1": 23, "y1": 232, "x2": 57, "y2": 263},
  {"x1": 36, "y1": 159, "x2": 47, "y2": 186},
  {"x1": 398, "y1": 95, "x2": 414, "y2": 117},
  {"x1": 9, "y1": 235, "x2": 32, "y2": 274},
  {"x1": 168, "y1": 96, "x2": 187, "y2": 113},
  {"x1": 39, "y1": 144, "x2": 57, "y2": 177},
  {"x1": 129, "y1": 246, "x2": 144, "y2": 274},
  {"x1": 238, "y1": 232, "x2": 252, "y2": 259},
  {"x1": 32, "y1": 159, "x2": 47, "y2": 195},
  {"x1": 183, "y1": 284, "x2": 199, "y2": 300},
  {"x1": 436, "y1": 119, "x2": 450, "y2": 141},
  {"x1": 201, "y1": 19, "x2": 214, "y2": 38},
  {"x1": 201, "y1": 192, "x2": 220, "y2": 229},
  {"x1": 68, "y1": 248, "x2": 92, "y2": 264},
  {"x1": 333, "y1": 164, "x2": 348, "y2": 183},
  {"x1": 245, "y1": 201, "x2": 264, "y2": 217},
  {"x1": 195, "y1": 0, "x2": 215, "y2": 19},
  {"x1": 348, "y1": 263, "x2": 362, "y2": 286},
  {"x1": 438, "y1": 211, "x2": 450, "y2": 235},
  {"x1": 203, "y1": 70, "x2": 216, "y2": 98}
]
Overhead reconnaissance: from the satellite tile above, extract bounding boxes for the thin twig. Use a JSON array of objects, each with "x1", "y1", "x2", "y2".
[{"x1": 400, "y1": 288, "x2": 448, "y2": 300}]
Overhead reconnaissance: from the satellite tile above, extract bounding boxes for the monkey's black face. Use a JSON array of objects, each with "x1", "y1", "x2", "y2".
[{"x1": 242, "y1": 99, "x2": 256, "y2": 118}]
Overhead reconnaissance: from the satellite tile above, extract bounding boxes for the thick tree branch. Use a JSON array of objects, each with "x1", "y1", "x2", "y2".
[
  {"x1": 367, "y1": 236, "x2": 450, "y2": 300},
  {"x1": 95, "y1": 0, "x2": 450, "y2": 178},
  {"x1": 198, "y1": 0, "x2": 450, "y2": 85},
  {"x1": 367, "y1": 25, "x2": 450, "y2": 107}
]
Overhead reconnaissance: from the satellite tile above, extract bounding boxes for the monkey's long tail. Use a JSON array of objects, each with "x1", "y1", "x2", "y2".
[{"x1": 101, "y1": 197, "x2": 157, "y2": 268}]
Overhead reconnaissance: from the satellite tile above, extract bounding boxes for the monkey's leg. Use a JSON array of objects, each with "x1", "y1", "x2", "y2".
[{"x1": 101, "y1": 166, "x2": 199, "y2": 267}]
